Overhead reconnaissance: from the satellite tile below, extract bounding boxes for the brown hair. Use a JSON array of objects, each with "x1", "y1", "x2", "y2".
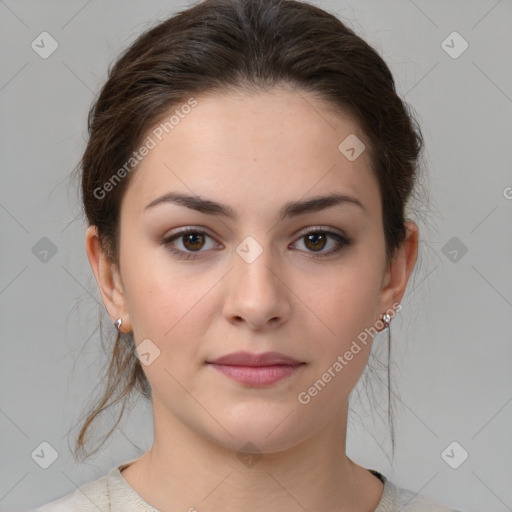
[{"x1": 74, "y1": 0, "x2": 424, "y2": 462}]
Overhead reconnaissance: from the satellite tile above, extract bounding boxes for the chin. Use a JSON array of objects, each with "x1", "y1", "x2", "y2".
[
  {"x1": 213, "y1": 429, "x2": 305, "y2": 456},
  {"x1": 200, "y1": 403, "x2": 313, "y2": 455}
]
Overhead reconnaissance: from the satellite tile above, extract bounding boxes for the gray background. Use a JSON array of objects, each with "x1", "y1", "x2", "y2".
[{"x1": 1, "y1": 1, "x2": 511, "y2": 511}]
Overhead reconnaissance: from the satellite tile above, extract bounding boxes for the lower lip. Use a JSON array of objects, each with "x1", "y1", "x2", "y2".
[{"x1": 208, "y1": 364, "x2": 303, "y2": 387}]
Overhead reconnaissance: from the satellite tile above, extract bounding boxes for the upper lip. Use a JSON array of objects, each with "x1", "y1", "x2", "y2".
[{"x1": 208, "y1": 351, "x2": 303, "y2": 367}]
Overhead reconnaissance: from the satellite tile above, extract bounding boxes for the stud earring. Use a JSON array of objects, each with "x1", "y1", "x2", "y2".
[
  {"x1": 382, "y1": 313, "x2": 391, "y2": 327},
  {"x1": 114, "y1": 318, "x2": 122, "y2": 331}
]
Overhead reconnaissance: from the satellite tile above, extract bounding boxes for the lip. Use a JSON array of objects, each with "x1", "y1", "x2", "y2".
[
  {"x1": 208, "y1": 351, "x2": 302, "y2": 366},
  {"x1": 207, "y1": 351, "x2": 305, "y2": 387}
]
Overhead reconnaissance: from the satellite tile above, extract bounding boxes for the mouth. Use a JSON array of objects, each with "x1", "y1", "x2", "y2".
[{"x1": 206, "y1": 351, "x2": 306, "y2": 387}]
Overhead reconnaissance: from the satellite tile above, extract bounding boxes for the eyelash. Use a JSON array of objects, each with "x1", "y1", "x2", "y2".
[{"x1": 161, "y1": 227, "x2": 351, "y2": 260}]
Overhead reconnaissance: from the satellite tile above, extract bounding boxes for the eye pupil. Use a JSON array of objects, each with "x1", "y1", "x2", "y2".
[{"x1": 305, "y1": 233, "x2": 327, "y2": 251}]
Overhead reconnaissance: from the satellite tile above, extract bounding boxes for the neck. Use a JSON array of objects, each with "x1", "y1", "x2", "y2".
[{"x1": 121, "y1": 398, "x2": 383, "y2": 512}]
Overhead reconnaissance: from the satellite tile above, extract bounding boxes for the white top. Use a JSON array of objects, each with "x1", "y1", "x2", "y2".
[{"x1": 32, "y1": 460, "x2": 464, "y2": 512}]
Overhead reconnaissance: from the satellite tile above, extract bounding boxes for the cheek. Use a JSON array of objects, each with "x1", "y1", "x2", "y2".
[
  {"x1": 293, "y1": 268, "x2": 383, "y2": 411},
  {"x1": 292, "y1": 255, "x2": 384, "y2": 401},
  {"x1": 120, "y1": 242, "x2": 221, "y2": 356},
  {"x1": 125, "y1": 270, "x2": 206, "y2": 340},
  {"x1": 298, "y1": 256, "x2": 383, "y2": 345}
]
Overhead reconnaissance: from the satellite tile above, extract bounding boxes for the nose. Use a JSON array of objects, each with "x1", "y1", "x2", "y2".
[{"x1": 222, "y1": 240, "x2": 291, "y2": 331}]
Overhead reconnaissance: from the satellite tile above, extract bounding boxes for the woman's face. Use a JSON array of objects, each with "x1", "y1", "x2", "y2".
[{"x1": 88, "y1": 87, "x2": 416, "y2": 453}]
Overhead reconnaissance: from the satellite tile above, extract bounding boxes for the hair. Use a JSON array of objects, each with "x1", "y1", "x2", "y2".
[{"x1": 73, "y1": 0, "x2": 425, "y2": 462}]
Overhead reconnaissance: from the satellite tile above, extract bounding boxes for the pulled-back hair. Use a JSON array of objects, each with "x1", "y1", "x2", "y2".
[{"x1": 74, "y1": 0, "x2": 424, "y2": 462}]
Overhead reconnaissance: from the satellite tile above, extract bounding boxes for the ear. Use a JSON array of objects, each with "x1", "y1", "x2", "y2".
[
  {"x1": 85, "y1": 225, "x2": 132, "y2": 333},
  {"x1": 377, "y1": 220, "x2": 419, "y2": 325}
]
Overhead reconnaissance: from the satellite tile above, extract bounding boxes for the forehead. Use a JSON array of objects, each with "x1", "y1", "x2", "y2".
[{"x1": 122, "y1": 87, "x2": 380, "y2": 220}]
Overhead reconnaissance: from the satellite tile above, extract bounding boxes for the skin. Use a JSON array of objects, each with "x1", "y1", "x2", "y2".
[{"x1": 86, "y1": 86, "x2": 418, "y2": 512}]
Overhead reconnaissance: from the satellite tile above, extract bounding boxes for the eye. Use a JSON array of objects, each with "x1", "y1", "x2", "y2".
[
  {"x1": 161, "y1": 228, "x2": 220, "y2": 260},
  {"x1": 161, "y1": 227, "x2": 351, "y2": 260},
  {"x1": 291, "y1": 228, "x2": 351, "y2": 259}
]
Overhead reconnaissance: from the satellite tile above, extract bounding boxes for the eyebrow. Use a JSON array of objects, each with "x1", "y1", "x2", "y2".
[{"x1": 144, "y1": 191, "x2": 365, "y2": 220}]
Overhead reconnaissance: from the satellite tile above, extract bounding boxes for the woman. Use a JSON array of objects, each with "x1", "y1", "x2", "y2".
[{"x1": 34, "y1": 0, "x2": 464, "y2": 510}]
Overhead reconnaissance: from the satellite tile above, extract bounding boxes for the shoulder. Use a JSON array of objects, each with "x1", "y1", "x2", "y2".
[
  {"x1": 392, "y1": 483, "x2": 465, "y2": 512},
  {"x1": 375, "y1": 472, "x2": 465, "y2": 512},
  {"x1": 31, "y1": 470, "x2": 113, "y2": 512},
  {"x1": 31, "y1": 461, "x2": 157, "y2": 512}
]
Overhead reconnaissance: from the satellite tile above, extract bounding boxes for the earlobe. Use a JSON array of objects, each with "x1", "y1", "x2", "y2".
[{"x1": 85, "y1": 225, "x2": 131, "y2": 331}]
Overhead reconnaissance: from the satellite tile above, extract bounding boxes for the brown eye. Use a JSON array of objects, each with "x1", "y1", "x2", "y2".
[
  {"x1": 304, "y1": 232, "x2": 328, "y2": 252},
  {"x1": 182, "y1": 232, "x2": 206, "y2": 251},
  {"x1": 162, "y1": 228, "x2": 220, "y2": 260},
  {"x1": 293, "y1": 229, "x2": 351, "y2": 259}
]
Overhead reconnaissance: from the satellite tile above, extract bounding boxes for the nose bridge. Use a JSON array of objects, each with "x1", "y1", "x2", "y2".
[
  {"x1": 234, "y1": 233, "x2": 280, "y2": 296},
  {"x1": 224, "y1": 233, "x2": 290, "y2": 327}
]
